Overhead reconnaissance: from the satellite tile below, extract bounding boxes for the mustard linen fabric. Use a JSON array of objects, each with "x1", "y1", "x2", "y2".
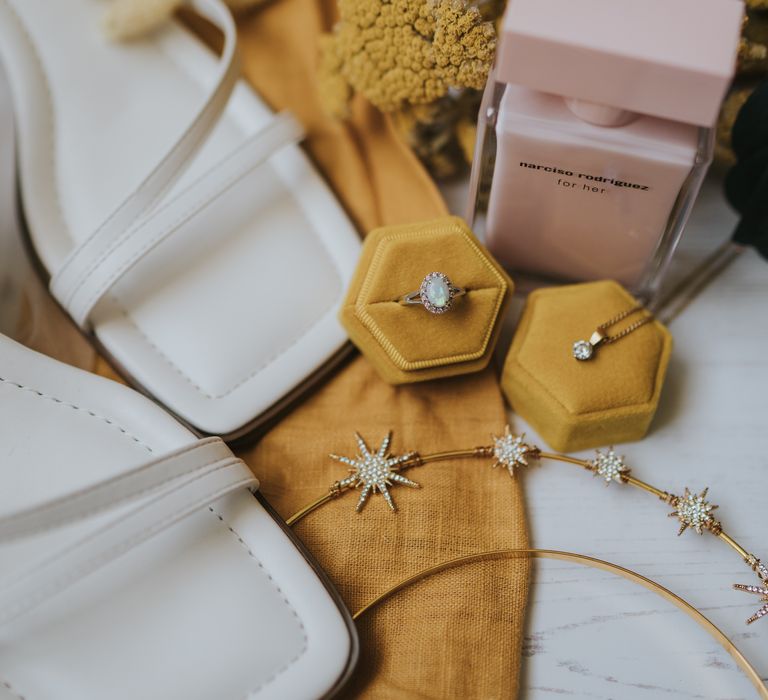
[{"x1": 233, "y1": 1, "x2": 530, "y2": 695}]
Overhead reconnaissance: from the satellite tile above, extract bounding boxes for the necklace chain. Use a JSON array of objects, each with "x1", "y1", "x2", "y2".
[
  {"x1": 572, "y1": 304, "x2": 653, "y2": 360},
  {"x1": 597, "y1": 305, "x2": 653, "y2": 344}
]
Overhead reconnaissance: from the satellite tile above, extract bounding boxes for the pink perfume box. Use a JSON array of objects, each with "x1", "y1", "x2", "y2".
[{"x1": 496, "y1": 0, "x2": 744, "y2": 127}]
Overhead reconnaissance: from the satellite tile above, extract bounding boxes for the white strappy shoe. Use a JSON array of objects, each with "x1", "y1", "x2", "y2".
[
  {"x1": 0, "y1": 333, "x2": 357, "y2": 699},
  {"x1": 0, "y1": 0, "x2": 361, "y2": 440}
]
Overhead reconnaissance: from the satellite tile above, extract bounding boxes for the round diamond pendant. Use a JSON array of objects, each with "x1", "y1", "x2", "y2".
[{"x1": 572, "y1": 340, "x2": 593, "y2": 361}]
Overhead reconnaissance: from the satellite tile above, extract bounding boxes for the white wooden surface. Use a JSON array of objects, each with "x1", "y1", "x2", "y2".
[
  {"x1": 0, "y1": 57, "x2": 764, "y2": 694},
  {"x1": 445, "y1": 175, "x2": 768, "y2": 698}
]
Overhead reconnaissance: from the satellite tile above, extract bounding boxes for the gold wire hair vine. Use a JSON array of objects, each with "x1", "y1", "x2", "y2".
[
  {"x1": 353, "y1": 548, "x2": 768, "y2": 699},
  {"x1": 286, "y1": 427, "x2": 768, "y2": 627}
]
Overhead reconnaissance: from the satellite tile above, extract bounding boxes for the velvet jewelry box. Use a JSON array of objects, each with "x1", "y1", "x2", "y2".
[
  {"x1": 502, "y1": 280, "x2": 673, "y2": 452},
  {"x1": 340, "y1": 216, "x2": 513, "y2": 384}
]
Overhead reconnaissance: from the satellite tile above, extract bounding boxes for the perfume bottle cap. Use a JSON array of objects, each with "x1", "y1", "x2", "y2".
[{"x1": 497, "y1": 0, "x2": 743, "y2": 128}]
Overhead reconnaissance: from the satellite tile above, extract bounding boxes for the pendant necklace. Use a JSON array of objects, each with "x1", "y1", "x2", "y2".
[{"x1": 572, "y1": 305, "x2": 653, "y2": 361}]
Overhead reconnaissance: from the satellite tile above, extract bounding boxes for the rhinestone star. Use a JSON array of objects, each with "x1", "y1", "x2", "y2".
[
  {"x1": 590, "y1": 448, "x2": 630, "y2": 485},
  {"x1": 331, "y1": 432, "x2": 418, "y2": 513},
  {"x1": 734, "y1": 560, "x2": 768, "y2": 625},
  {"x1": 491, "y1": 426, "x2": 538, "y2": 477},
  {"x1": 668, "y1": 487, "x2": 719, "y2": 535}
]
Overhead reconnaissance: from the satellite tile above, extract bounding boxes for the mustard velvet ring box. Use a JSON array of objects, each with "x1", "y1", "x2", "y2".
[
  {"x1": 502, "y1": 280, "x2": 673, "y2": 452},
  {"x1": 340, "y1": 216, "x2": 514, "y2": 384}
]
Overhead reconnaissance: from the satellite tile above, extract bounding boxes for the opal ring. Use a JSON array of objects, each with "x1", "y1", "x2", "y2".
[{"x1": 399, "y1": 272, "x2": 466, "y2": 314}]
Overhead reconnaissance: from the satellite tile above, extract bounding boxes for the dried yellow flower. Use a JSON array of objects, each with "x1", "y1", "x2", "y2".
[
  {"x1": 716, "y1": 7, "x2": 768, "y2": 165},
  {"x1": 318, "y1": 34, "x2": 355, "y2": 119},
  {"x1": 319, "y1": 0, "x2": 496, "y2": 116}
]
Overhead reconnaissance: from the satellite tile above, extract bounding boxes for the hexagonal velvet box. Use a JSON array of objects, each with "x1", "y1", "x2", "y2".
[
  {"x1": 502, "y1": 280, "x2": 672, "y2": 452},
  {"x1": 340, "y1": 217, "x2": 513, "y2": 384}
]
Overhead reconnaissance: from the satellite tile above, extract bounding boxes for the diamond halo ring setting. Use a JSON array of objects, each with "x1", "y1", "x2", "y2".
[{"x1": 399, "y1": 272, "x2": 467, "y2": 314}]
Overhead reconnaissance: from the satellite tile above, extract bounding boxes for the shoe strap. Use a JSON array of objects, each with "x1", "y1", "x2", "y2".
[
  {"x1": 50, "y1": 0, "x2": 240, "y2": 324},
  {"x1": 55, "y1": 112, "x2": 304, "y2": 327},
  {"x1": 0, "y1": 437, "x2": 258, "y2": 624},
  {"x1": 0, "y1": 436, "x2": 251, "y2": 540}
]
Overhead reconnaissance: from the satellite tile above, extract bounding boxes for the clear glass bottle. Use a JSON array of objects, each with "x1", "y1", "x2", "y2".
[{"x1": 467, "y1": 0, "x2": 743, "y2": 301}]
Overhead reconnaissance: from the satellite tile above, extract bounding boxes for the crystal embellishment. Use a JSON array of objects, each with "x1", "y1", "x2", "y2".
[
  {"x1": 491, "y1": 426, "x2": 538, "y2": 477},
  {"x1": 669, "y1": 487, "x2": 719, "y2": 535},
  {"x1": 734, "y1": 561, "x2": 768, "y2": 624},
  {"x1": 572, "y1": 340, "x2": 593, "y2": 361},
  {"x1": 590, "y1": 448, "x2": 630, "y2": 485},
  {"x1": 331, "y1": 432, "x2": 418, "y2": 512}
]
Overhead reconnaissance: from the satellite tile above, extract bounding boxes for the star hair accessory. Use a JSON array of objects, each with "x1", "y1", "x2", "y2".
[
  {"x1": 491, "y1": 425, "x2": 539, "y2": 476},
  {"x1": 734, "y1": 558, "x2": 768, "y2": 625},
  {"x1": 329, "y1": 432, "x2": 418, "y2": 512},
  {"x1": 287, "y1": 427, "x2": 768, "y2": 628}
]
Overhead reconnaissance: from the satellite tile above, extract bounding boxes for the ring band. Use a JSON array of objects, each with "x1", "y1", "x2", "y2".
[{"x1": 399, "y1": 272, "x2": 466, "y2": 314}]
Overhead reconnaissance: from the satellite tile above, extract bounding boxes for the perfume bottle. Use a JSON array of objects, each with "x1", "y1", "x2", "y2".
[{"x1": 468, "y1": 0, "x2": 743, "y2": 299}]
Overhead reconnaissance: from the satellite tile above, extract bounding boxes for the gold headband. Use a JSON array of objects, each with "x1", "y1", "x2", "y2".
[
  {"x1": 353, "y1": 548, "x2": 768, "y2": 699},
  {"x1": 287, "y1": 427, "x2": 768, "y2": 627}
]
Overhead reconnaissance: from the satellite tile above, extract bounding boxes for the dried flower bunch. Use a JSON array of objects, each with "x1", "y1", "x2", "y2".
[
  {"x1": 717, "y1": 0, "x2": 768, "y2": 164},
  {"x1": 318, "y1": 0, "x2": 496, "y2": 119},
  {"x1": 319, "y1": 0, "x2": 767, "y2": 175}
]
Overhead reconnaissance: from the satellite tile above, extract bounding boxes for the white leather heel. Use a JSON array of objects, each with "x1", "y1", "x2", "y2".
[
  {"x1": 0, "y1": 333, "x2": 357, "y2": 699},
  {"x1": 0, "y1": 0, "x2": 361, "y2": 439}
]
